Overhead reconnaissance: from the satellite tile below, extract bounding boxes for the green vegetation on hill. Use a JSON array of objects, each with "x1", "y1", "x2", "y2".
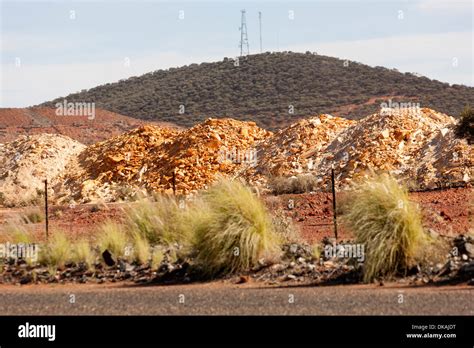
[
  {"x1": 456, "y1": 106, "x2": 474, "y2": 143},
  {"x1": 41, "y1": 52, "x2": 474, "y2": 130}
]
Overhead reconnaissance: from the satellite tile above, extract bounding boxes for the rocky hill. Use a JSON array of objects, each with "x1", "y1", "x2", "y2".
[{"x1": 41, "y1": 52, "x2": 474, "y2": 130}]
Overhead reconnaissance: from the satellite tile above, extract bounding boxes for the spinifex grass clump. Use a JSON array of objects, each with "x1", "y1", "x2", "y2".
[
  {"x1": 151, "y1": 247, "x2": 165, "y2": 269},
  {"x1": 343, "y1": 174, "x2": 425, "y2": 282},
  {"x1": 125, "y1": 196, "x2": 193, "y2": 245},
  {"x1": 39, "y1": 230, "x2": 71, "y2": 272},
  {"x1": 21, "y1": 208, "x2": 43, "y2": 224},
  {"x1": 1, "y1": 223, "x2": 36, "y2": 266},
  {"x1": 72, "y1": 238, "x2": 96, "y2": 270},
  {"x1": 0, "y1": 223, "x2": 33, "y2": 244},
  {"x1": 96, "y1": 221, "x2": 128, "y2": 258},
  {"x1": 132, "y1": 232, "x2": 151, "y2": 264},
  {"x1": 193, "y1": 179, "x2": 280, "y2": 277},
  {"x1": 91, "y1": 179, "x2": 281, "y2": 276}
]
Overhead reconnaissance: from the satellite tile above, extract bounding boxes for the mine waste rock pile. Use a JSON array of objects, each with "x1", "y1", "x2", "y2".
[
  {"x1": 0, "y1": 134, "x2": 85, "y2": 206},
  {"x1": 248, "y1": 107, "x2": 473, "y2": 191},
  {"x1": 0, "y1": 108, "x2": 472, "y2": 206},
  {"x1": 408, "y1": 123, "x2": 473, "y2": 189},
  {"x1": 142, "y1": 118, "x2": 271, "y2": 194},
  {"x1": 315, "y1": 108, "x2": 473, "y2": 189},
  {"x1": 53, "y1": 119, "x2": 270, "y2": 203},
  {"x1": 245, "y1": 114, "x2": 355, "y2": 184},
  {"x1": 53, "y1": 125, "x2": 179, "y2": 203}
]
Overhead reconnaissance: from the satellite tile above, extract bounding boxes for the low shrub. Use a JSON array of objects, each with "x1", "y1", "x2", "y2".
[
  {"x1": 269, "y1": 174, "x2": 318, "y2": 194},
  {"x1": 456, "y1": 105, "x2": 474, "y2": 143}
]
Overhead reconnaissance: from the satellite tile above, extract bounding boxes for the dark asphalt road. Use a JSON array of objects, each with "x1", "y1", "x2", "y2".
[{"x1": 0, "y1": 283, "x2": 472, "y2": 315}]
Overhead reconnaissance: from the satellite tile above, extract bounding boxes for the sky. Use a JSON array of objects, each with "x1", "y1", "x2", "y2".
[{"x1": 0, "y1": 0, "x2": 473, "y2": 107}]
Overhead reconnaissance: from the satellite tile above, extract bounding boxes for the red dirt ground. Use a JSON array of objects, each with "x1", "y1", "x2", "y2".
[
  {"x1": 0, "y1": 203, "x2": 126, "y2": 242},
  {"x1": 0, "y1": 107, "x2": 179, "y2": 145},
  {"x1": 0, "y1": 188, "x2": 472, "y2": 243},
  {"x1": 269, "y1": 187, "x2": 473, "y2": 243}
]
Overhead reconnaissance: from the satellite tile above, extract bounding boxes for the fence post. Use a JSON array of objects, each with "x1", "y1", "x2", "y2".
[
  {"x1": 44, "y1": 179, "x2": 49, "y2": 239},
  {"x1": 331, "y1": 168, "x2": 338, "y2": 240}
]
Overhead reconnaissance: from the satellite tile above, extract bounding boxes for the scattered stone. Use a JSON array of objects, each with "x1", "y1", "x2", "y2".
[
  {"x1": 118, "y1": 260, "x2": 127, "y2": 272},
  {"x1": 102, "y1": 250, "x2": 116, "y2": 266},
  {"x1": 434, "y1": 263, "x2": 444, "y2": 272},
  {"x1": 428, "y1": 229, "x2": 439, "y2": 239},
  {"x1": 465, "y1": 243, "x2": 474, "y2": 258},
  {"x1": 236, "y1": 276, "x2": 249, "y2": 284},
  {"x1": 323, "y1": 261, "x2": 335, "y2": 268},
  {"x1": 459, "y1": 261, "x2": 474, "y2": 275},
  {"x1": 437, "y1": 261, "x2": 453, "y2": 277},
  {"x1": 407, "y1": 265, "x2": 421, "y2": 276},
  {"x1": 289, "y1": 244, "x2": 298, "y2": 254},
  {"x1": 270, "y1": 264, "x2": 286, "y2": 272},
  {"x1": 19, "y1": 274, "x2": 32, "y2": 285}
]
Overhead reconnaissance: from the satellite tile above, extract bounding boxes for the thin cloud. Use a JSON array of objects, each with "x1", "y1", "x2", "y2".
[
  {"x1": 1, "y1": 33, "x2": 77, "y2": 53},
  {"x1": 1, "y1": 51, "x2": 225, "y2": 107},
  {"x1": 284, "y1": 31, "x2": 473, "y2": 86},
  {"x1": 416, "y1": 0, "x2": 472, "y2": 13}
]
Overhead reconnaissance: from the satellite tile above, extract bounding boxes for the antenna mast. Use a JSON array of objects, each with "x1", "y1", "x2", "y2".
[
  {"x1": 259, "y1": 11, "x2": 262, "y2": 53},
  {"x1": 239, "y1": 9, "x2": 249, "y2": 56}
]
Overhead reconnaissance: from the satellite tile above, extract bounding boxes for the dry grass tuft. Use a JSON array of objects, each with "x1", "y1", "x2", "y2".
[
  {"x1": 132, "y1": 232, "x2": 151, "y2": 265},
  {"x1": 125, "y1": 196, "x2": 193, "y2": 245},
  {"x1": 193, "y1": 179, "x2": 281, "y2": 277},
  {"x1": 72, "y1": 238, "x2": 96, "y2": 269},
  {"x1": 96, "y1": 220, "x2": 128, "y2": 258},
  {"x1": 343, "y1": 174, "x2": 426, "y2": 282},
  {"x1": 39, "y1": 230, "x2": 71, "y2": 272}
]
